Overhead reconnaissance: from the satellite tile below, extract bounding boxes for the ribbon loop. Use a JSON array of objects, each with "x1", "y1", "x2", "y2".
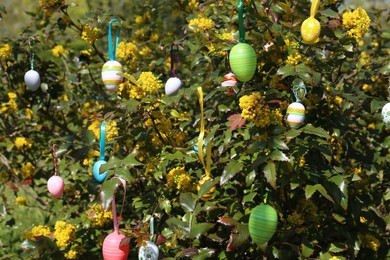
[
  {"x1": 197, "y1": 87, "x2": 212, "y2": 178},
  {"x1": 150, "y1": 217, "x2": 154, "y2": 241},
  {"x1": 238, "y1": 0, "x2": 245, "y2": 43},
  {"x1": 99, "y1": 122, "x2": 106, "y2": 160},
  {"x1": 108, "y1": 18, "x2": 121, "y2": 61},
  {"x1": 111, "y1": 177, "x2": 127, "y2": 232},
  {"x1": 52, "y1": 144, "x2": 58, "y2": 176},
  {"x1": 292, "y1": 82, "x2": 307, "y2": 103},
  {"x1": 170, "y1": 43, "x2": 179, "y2": 77},
  {"x1": 29, "y1": 36, "x2": 35, "y2": 70},
  {"x1": 310, "y1": 0, "x2": 320, "y2": 18}
]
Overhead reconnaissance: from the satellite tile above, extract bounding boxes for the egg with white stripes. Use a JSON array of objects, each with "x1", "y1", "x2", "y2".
[
  {"x1": 248, "y1": 204, "x2": 278, "y2": 246},
  {"x1": 102, "y1": 60, "x2": 123, "y2": 91},
  {"x1": 286, "y1": 102, "x2": 305, "y2": 129}
]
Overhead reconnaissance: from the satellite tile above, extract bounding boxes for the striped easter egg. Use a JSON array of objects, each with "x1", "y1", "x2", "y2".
[
  {"x1": 197, "y1": 176, "x2": 216, "y2": 201},
  {"x1": 381, "y1": 102, "x2": 390, "y2": 128},
  {"x1": 286, "y1": 102, "x2": 305, "y2": 129},
  {"x1": 248, "y1": 204, "x2": 278, "y2": 246},
  {"x1": 102, "y1": 60, "x2": 123, "y2": 91},
  {"x1": 229, "y1": 43, "x2": 257, "y2": 82},
  {"x1": 301, "y1": 17, "x2": 321, "y2": 44}
]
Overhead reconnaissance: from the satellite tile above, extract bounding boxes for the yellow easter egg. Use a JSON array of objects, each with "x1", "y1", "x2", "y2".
[
  {"x1": 197, "y1": 176, "x2": 216, "y2": 201},
  {"x1": 301, "y1": 17, "x2": 321, "y2": 44}
]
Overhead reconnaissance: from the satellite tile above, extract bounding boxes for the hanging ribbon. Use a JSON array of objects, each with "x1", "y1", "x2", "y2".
[
  {"x1": 310, "y1": 0, "x2": 320, "y2": 18},
  {"x1": 149, "y1": 217, "x2": 154, "y2": 241},
  {"x1": 29, "y1": 36, "x2": 35, "y2": 70},
  {"x1": 99, "y1": 122, "x2": 106, "y2": 161},
  {"x1": 238, "y1": 0, "x2": 245, "y2": 43},
  {"x1": 52, "y1": 144, "x2": 58, "y2": 176},
  {"x1": 197, "y1": 87, "x2": 212, "y2": 178},
  {"x1": 170, "y1": 43, "x2": 179, "y2": 77},
  {"x1": 292, "y1": 82, "x2": 307, "y2": 103},
  {"x1": 111, "y1": 177, "x2": 127, "y2": 233},
  {"x1": 107, "y1": 18, "x2": 121, "y2": 61}
]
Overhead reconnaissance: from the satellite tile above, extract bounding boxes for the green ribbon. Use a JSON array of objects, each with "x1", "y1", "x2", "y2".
[
  {"x1": 238, "y1": 0, "x2": 245, "y2": 43},
  {"x1": 292, "y1": 81, "x2": 307, "y2": 103}
]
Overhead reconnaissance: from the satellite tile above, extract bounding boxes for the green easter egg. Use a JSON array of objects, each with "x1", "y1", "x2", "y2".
[
  {"x1": 248, "y1": 204, "x2": 278, "y2": 246},
  {"x1": 229, "y1": 43, "x2": 257, "y2": 82}
]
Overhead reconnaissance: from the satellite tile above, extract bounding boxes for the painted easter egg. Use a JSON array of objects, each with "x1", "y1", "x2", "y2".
[
  {"x1": 286, "y1": 102, "x2": 305, "y2": 129},
  {"x1": 93, "y1": 159, "x2": 107, "y2": 183},
  {"x1": 102, "y1": 60, "x2": 123, "y2": 91},
  {"x1": 197, "y1": 176, "x2": 216, "y2": 201},
  {"x1": 301, "y1": 17, "x2": 321, "y2": 44},
  {"x1": 24, "y1": 70, "x2": 41, "y2": 91},
  {"x1": 47, "y1": 175, "x2": 64, "y2": 198},
  {"x1": 381, "y1": 102, "x2": 390, "y2": 128},
  {"x1": 138, "y1": 241, "x2": 159, "y2": 260},
  {"x1": 248, "y1": 204, "x2": 278, "y2": 246},
  {"x1": 165, "y1": 77, "x2": 182, "y2": 96},
  {"x1": 229, "y1": 43, "x2": 257, "y2": 82},
  {"x1": 102, "y1": 231, "x2": 130, "y2": 260}
]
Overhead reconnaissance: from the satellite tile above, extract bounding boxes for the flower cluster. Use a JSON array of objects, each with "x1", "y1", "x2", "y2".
[
  {"x1": 342, "y1": 7, "x2": 371, "y2": 40},
  {"x1": 116, "y1": 41, "x2": 138, "y2": 64},
  {"x1": 285, "y1": 52, "x2": 302, "y2": 65},
  {"x1": 79, "y1": 101, "x2": 104, "y2": 118},
  {"x1": 360, "y1": 233, "x2": 380, "y2": 251},
  {"x1": 145, "y1": 111, "x2": 188, "y2": 147},
  {"x1": 138, "y1": 71, "x2": 162, "y2": 93},
  {"x1": 81, "y1": 24, "x2": 102, "y2": 45},
  {"x1": 88, "y1": 120, "x2": 119, "y2": 141},
  {"x1": 21, "y1": 162, "x2": 35, "y2": 179},
  {"x1": 54, "y1": 221, "x2": 76, "y2": 248},
  {"x1": 14, "y1": 137, "x2": 32, "y2": 150},
  {"x1": 166, "y1": 167, "x2": 192, "y2": 191},
  {"x1": 15, "y1": 196, "x2": 27, "y2": 206},
  {"x1": 0, "y1": 43, "x2": 12, "y2": 60},
  {"x1": 25, "y1": 225, "x2": 52, "y2": 240},
  {"x1": 87, "y1": 203, "x2": 113, "y2": 227},
  {"x1": 188, "y1": 16, "x2": 213, "y2": 32},
  {"x1": 239, "y1": 92, "x2": 283, "y2": 127},
  {"x1": 1, "y1": 92, "x2": 18, "y2": 115},
  {"x1": 39, "y1": 0, "x2": 65, "y2": 16},
  {"x1": 64, "y1": 249, "x2": 78, "y2": 259},
  {"x1": 52, "y1": 45, "x2": 69, "y2": 57}
]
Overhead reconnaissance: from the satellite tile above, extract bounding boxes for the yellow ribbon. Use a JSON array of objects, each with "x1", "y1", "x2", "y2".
[
  {"x1": 310, "y1": 0, "x2": 320, "y2": 18},
  {"x1": 197, "y1": 87, "x2": 212, "y2": 178}
]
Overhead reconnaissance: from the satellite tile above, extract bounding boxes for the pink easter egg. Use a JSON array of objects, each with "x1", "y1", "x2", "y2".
[
  {"x1": 102, "y1": 231, "x2": 130, "y2": 260},
  {"x1": 102, "y1": 60, "x2": 123, "y2": 91},
  {"x1": 47, "y1": 175, "x2": 64, "y2": 198}
]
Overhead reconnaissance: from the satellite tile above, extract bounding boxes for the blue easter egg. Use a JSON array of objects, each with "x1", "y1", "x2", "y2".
[{"x1": 93, "y1": 160, "x2": 107, "y2": 183}]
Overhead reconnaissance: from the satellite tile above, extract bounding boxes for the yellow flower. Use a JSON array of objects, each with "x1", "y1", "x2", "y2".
[
  {"x1": 8, "y1": 92, "x2": 17, "y2": 99},
  {"x1": 239, "y1": 92, "x2": 282, "y2": 127},
  {"x1": 342, "y1": 7, "x2": 371, "y2": 40},
  {"x1": 0, "y1": 44, "x2": 12, "y2": 59},
  {"x1": 87, "y1": 203, "x2": 113, "y2": 227},
  {"x1": 139, "y1": 46, "x2": 152, "y2": 56},
  {"x1": 54, "y1": 221, "x2": 76, "y2": 248},
  {"x1": 217, "y1": 32, "x2": 233, "y2": 41},
  {"x1": 285, "y1": 52, "x2": 302, "y2": 65},
  {"x1": 166, "y1": 167, "x2": 192, "y2": 191},
  {"x1": 189, "y1": 16, "x2": 213, "y2": 32},
  {"x1": 137, "y1": 71, "x2": 163, "y2": 94},
  {"x1": 21, "y1": 162, "x2": 35, "y2": 179},
  {"x1": 188, "y1": 0, "x2": 198, "y2": 10},
  {"x1": 52, "y1": 45, "x2": 69, "y2": 57},
  {"x1": 15, "y1": 196, "x2": 27, "y2": 205},
  {"x1": 362, "y1": 83, "x2": 373, "y2": 92},
  {"x1": 26, "y1": 108, "x2": 33, "y2": 119},
  {"x1": 14, "y1": 137, "x2": 32, "y2": 150},
  {"x1": 39, "y1": 0, "x2": 65, "y2": 16},
  {"x1": 25, "y1": 225, "x2": 51, "y2": 240},
  {"x1": 150, "y1": 33, "x2": 159, "y2": 42},
  {"x1": 135, "y1": 15, "x2": 144, "y2": 25},
  {"x1": 329, "y1": 257, "x2": 340, "y2": 260},
  {"x1": 116, "y1": 41, "x2": 138, "y2": 64},
  {"x1": 360, "y1": 216, "x2": 367, "y2": 223},
  {"x1": 81, "y1": 24, "x2": 102, "y2": 45},
  {"x1": 88, "y1": 120, "x2": 119, "y2": 141},
  {"x1": 64, "y1": 249, "x2": 78, "y2": 259},
  {"x1": 361, "y1": 233, "x2": 380, "y2": 251},
  {"x1": 359, "y1": 51, "x2": 369, "y2": 65}
]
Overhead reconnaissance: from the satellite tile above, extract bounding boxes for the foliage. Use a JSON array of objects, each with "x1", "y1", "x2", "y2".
[{"x1": 0, "y1": 0, "x2": 389, "y2": 259}]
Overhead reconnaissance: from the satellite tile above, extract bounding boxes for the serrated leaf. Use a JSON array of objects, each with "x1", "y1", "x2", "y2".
[
  {"x1": 227, "y1": 222, "x2": 249, "y2": 252},
  {"x1": 263, "y1": 161, "x2": 277, "y2": 189},
  {"x1": 301, "y1": 240, "x2": 315, "y2": 257},
  {"x1": 269, "y1": 137, "x2": 289, "y2": 150},
  {"x1": 193, "y1": 248, "x2": 216, "y2": 260},
  {"x1": 101, "y1": 178, "x2": 120, "y2": 211},
  {"x1": 319, "y1": 8, "x2": 339, "y2": 18},
  {"x1": 227, "y1": 113, "x2": 246, "y2": 131},
  {"x1": 296, "y1": 63, "x2": 312, "y2": 81},
  {"x1": 120, "y1": 154, "x2": 142, "y2": 166},
  {"x1": 277, "y1": 64, "x2": 296, "y2": 78},
  {"x1": 270, "y1": 149, "x2": 290, "y2": 162},
  {"x1": 305, "y1": 184, "x2": 334, "y2": 203},
  {"x1": 179, "y1": 248, "x2": 199, "y2": 258},
  {"x1": 302, "y1": 124, "x2": 330, "y2": 139},
  {"x1": 329, "y1": 243, "x2": 346, "y2": 253},
  {"x1": 160, "y1": 199, "x2": 172, "y2": 214},
  {"x1": 180, "y1": 193, "x2": 197, "y2": 212},
  {"x1": 190, "y1": 223, "x2": 214, "y2": 238},
  {"x1": 217, "y1": 217, "x2": 239, "y2": 227},
  {"x1": 221, "y1": 160, "x2": 243, "y2": 185}
]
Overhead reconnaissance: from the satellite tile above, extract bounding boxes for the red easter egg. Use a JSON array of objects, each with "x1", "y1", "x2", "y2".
[
  {"x1": 47, "y1": 175, "x2": 64, "y2": 198},
  {"x1": 102, "y1": 231, "x2": 130, "y2": 260}
]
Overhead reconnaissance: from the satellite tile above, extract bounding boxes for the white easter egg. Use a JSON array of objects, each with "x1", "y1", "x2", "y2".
[
  {"x1": 286, "y1": 102, "x2": 305, "y2": 129},
  {"x1": 24, "y1": 70, "x2": 41, "y2": 91},
  {"x1": 138, "y1": 241, "x2": 159, "y2": 260},
  {"x1": 382, "y1": 102, "x2": 390, "y2": 128},
  {"x1": 165, "y1": 77, "x2": 182, "y2": 96},
  {"x1": 102, "y1": 60, "x2": 123, "y2": 91}
]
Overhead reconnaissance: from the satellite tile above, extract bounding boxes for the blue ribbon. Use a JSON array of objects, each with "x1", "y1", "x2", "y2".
[
  {"x1": 108, "y1": 18, "x2": 121, "y2": 61},
  {"x1": 99, "y1": 121, "x2": 106, "y2": 160}
]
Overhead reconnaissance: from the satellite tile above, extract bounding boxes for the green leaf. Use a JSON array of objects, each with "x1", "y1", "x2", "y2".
[
  {"x1": 305, "y1": 184, "x2": 334, "y2": 203},
  {"x1": 197, "y1": 178, "x2": 217, "y2": 199},
  {"x1": 263, "y1": 161, "x2": 277, "y2": 189},
  {"x1": 190, "y1": 223, "x2": 214, "y2": 239},
  {"x1": 193, "y1": 248, "x2": 216, "y2": 260},
  {"x1": 329, "y1": 243, "x2": 346, "y2": 253},
  {"x1": 329, "y1": 175, "x2": 348, "y2": 210},
  {"x1": 301, "y1": 124, "x2": 330, "y2": 139},
  {"x1": 301, "y1": 240, "x2": 315, "y2": 258},
  {"x1": 101, "y1": 178, "x2": 120, "y2": 211},
  {"x1": 270, "y1": 149, "x2": 290, "y2": 162},
  {"x1": 277, "y1": 64, "x2": 296, "y2": 78},
  {"x1": 269, "y1": 137, "x2": 289, "y2": 150},
  {"x1": 319, "y1": 8, "x2": 339, "y2": 18},
  {"x1": 180, "y1": 193, "x2": 197, "y2": 212},
  {"x1": 159, "y1": 199, "x2": 172, "y2": 214},
  {"x1": 296, "y1": 63, "x2": 312, "y2": 81},
  {"x1": 221, "y1": 160, "x2": 243, "y2": 185},
  {"x1": 226, "y1": 222, "x2": 249, "y2": 252}
]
